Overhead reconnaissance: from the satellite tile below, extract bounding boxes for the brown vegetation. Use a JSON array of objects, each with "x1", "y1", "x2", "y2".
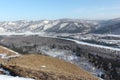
[
  {"x1": 3, "y1": 54, "x2": 98, "y2": 80},
  {"x1": 0, "y1": 46, "x2": 17, "y2": 56}
]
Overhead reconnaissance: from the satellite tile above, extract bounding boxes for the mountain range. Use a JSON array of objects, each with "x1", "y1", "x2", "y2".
[{"x1": 0, "y1": 18, "x2": 120, "y2": 34}]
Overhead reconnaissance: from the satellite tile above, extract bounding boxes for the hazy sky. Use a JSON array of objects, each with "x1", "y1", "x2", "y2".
[{"x1": 0, "y1": 0, "x2": 120, "y2": 21}]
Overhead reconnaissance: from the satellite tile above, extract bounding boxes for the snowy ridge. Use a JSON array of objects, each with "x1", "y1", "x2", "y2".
[
  {"x1": 1, "y1": 46, "x2": 19, "y2": 55},
  {"x1": 0, "y1": 19, "x2": 99, "y2": 33},
  {"x1": 0, "y1": 46, "x2": 20, "y2": 59},
  {"x1": 0, "y1": 18, "x2": 120, "y2": 34},
  {"x1": 4, "y1": 54, "x2": 20, "y2": 59}
]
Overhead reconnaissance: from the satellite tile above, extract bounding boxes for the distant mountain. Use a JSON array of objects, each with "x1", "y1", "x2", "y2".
[
  {"x1": 0, "y1": 18, "x2": 120, "y2": 35},
  {"x1": 0, "y1": 19, "x2": 99, "y2": 33},
  {"x1": 93, "y1": 18, "x2": 120, "y2": 34}
]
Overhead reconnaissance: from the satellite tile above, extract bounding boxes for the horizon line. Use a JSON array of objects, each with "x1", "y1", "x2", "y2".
[{"x1": 0, "y1": 17, "x2": 120, "y2": 22}]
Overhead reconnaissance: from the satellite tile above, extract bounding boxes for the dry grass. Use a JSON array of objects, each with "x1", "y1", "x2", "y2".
[
  {"x1": 7, "y1": 54, "x2": 99, "y2": 80},
  {"x1": 0, "y1": 45, "x2": 98, "y2": 80},
  {"x1": 0, "y1": 46, "x2": 17, "y2": 56}
]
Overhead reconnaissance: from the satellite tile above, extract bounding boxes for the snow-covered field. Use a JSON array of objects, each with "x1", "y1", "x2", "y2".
[
  {"x1": 59, "y1": 37, "x2": 120, "y2": 51},
  {"x1": 0, "y1": 75, "x2": 35, "y2": 80},
  {"x1": 41, "y1": 47, "x2": 78, "y2": 62},
  {"x1": 0, "y1": 32, "x2": 46, "y2": 36}
]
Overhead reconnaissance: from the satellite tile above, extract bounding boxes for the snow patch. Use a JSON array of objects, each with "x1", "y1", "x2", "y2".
[
  {"x1": 40, "y1": 47, "x2": 104, "y2": 77},
  {"x1": 0, "y1": 53, "x2": 20, "y2": 59},
  {"x1": 41, "y1": 65, "x2": 46, "y2": 68},
  {"x1": 0, "y1": 75, "x2": 35, "y2": 80},
  {"x1": 0, "y1": 54, "x2": 6, "y2": 59},
  {"x1": 43, "y1": 20, "x2": 49, "y2": 24},
  {"x1": 60, "y1": 23, "x2": 68, "y2": 29},
  {"x1": 0, "y1": 27, "x2": 5, "y2": 33},
  {"x1": 1, "y1": 46, "x2": 19, "y2": 54},
  {"x1": 0, "y1": 68, "x2": 10, "y2": 75}
]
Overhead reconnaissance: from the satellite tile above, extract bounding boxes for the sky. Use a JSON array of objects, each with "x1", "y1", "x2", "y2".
[{"x1": 0, "y1": 0, "x2": 120, "y2": 21}]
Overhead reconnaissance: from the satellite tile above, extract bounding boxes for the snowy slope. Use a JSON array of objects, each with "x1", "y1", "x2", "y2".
[
  {"x1": 0, "y1": 18, "x2": 120, "y2": 34},
  {"x1": 0, "y1": 19, "x2": 99, "y2": 33},
  {"x1": 0, "y1": 75, "x2": 34, "y2": 80},
  {"x1": 93, "y1": 18, "x2": 120, "y2": 34}
]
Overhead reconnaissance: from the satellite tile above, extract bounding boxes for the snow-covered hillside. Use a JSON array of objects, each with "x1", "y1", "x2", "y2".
[
  {"x1": 93, "y1": 18, "x2": 120, "y2": 34},
  {"x1": 0, "y1": 19, "x2": 99, "y2": 33},
  {"x1": 0, "y1": 18, "x2": 120, "y2": 35}
]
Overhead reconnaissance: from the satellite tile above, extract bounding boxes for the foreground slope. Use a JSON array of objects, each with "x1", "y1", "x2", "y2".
[
  {"x1": 3, "y1": 54, "x2": 98, "y2": 80},
  {"x1": 0, "y1": 45, "x2": 98, "y2": 80}
]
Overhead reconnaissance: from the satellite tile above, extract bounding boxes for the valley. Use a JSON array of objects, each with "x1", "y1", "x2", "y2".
[
  {"x1": 0, "y1": 35, "x2": 119, "y2": 80},
  {"x1": 0, "y1": 18, "x2": 120, "y2": 80},
  {"x1": 0, "y1": 0, "x2": 120, "y2": 80},
  {"x1": 0, "y1": 42, "x2": 98, "y2": 80}
]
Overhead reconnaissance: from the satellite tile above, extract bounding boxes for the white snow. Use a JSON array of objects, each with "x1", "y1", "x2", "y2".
[
  {"x1": 41, "y1": 65, "x2": 46, "y2": 68},
  {"x1": 43, "y1": 20, "x2": 49, "y2": 24},
  {"x1": 29, "y1": 25, "x2": 40, "y2": 30},
  {"x1": 0, "y1": 27, "x2": 5, "y2": 33},
  {"x1": 0, "y1": 39, "x2": 4, "y2": 42},
  {"x1": 60, "y1": 23, "x2": 68, "y2": 29},
  {"x1": 8, "y1": 22, "x2": 16, "y2": 25},
  {"x1": 59, "y1": 37, "x2": 120, "y2": 51},
  {"x1": 0, "y1": 75, "x2": 35, "y2": 80},
  {"x1": 43, "y1": 20, "x2": 59, "y2": 30},
  {"x1": 0, "y1": 46, "x2": 20, "y2": 59},
  {"x1": 1, "y1": 46, "x2": 19, "y2": 55},
  {"x1": 0, "y1": 54, "x2": 6, "y2": 59},
  {"x1": 5, "y1": 54, "x2": 20, "y2": 59},
  {"x1": 0, "y1": 68, "x2": 10, "y2": 75},
  {"x1": 0, "y1": 46, "x2": 33, "y2": 80},
  {"x1": 40, "y1": 46, "x2": 104, "y2": 78},
  {"x1": 0, "y1": 53, "x2": 20, "y2": 60},
  {"x1": 0, "y1": 32, "x2": 46, "y2": 36},
  {"x1": 41, "y1": 48, "x2": 78, "y2": 61}
]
